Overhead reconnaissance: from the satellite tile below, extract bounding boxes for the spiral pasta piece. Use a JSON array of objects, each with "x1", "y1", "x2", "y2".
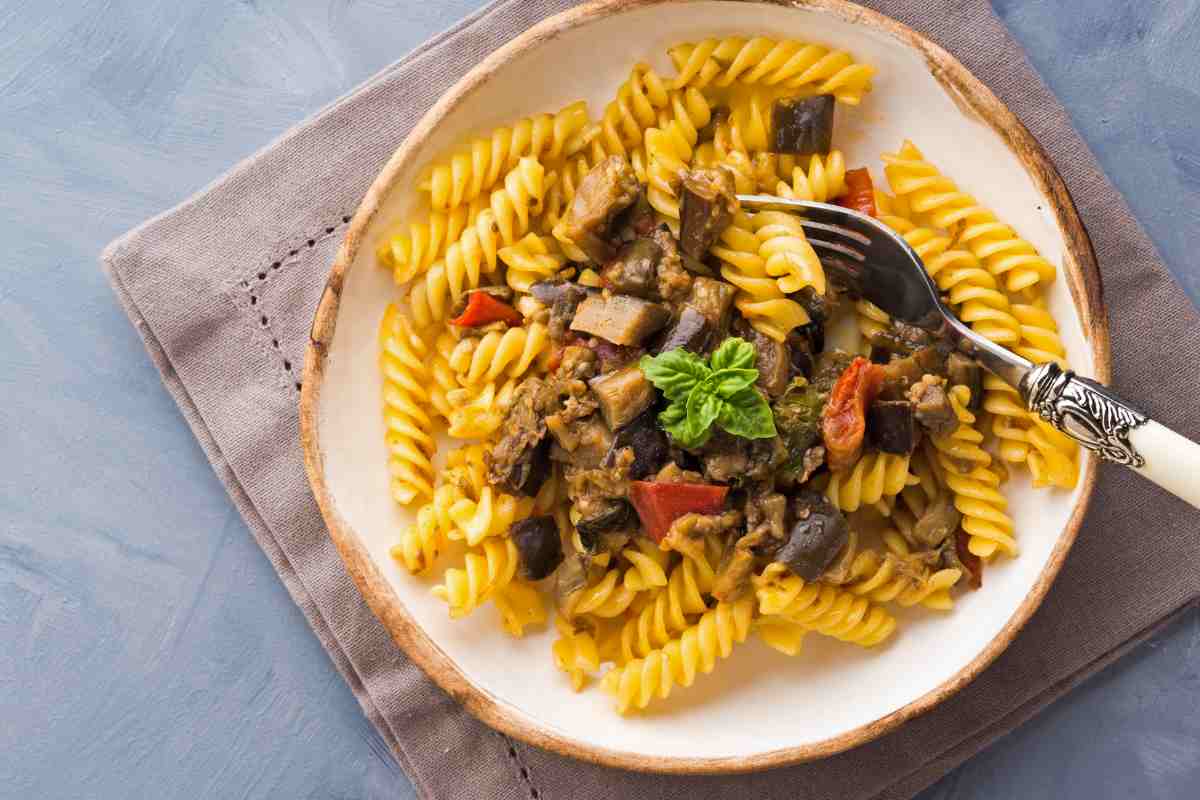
[
  {"x1": 378, "y1": 305, "x2": 436, "y2": 506},
  {"x1": 932, "y1": 386, "x2": 1016, "y2": 559},
  {"x1": 754, "y1": 564, "x2": 896, "y2": 647},
  {"x1": 825, "y1": 451, "x2": 919, "y2": 513},
  {"x1": 752, "y1": 209, "x2": 826, "y2": 295},
  {"x1": 409, "y1": 157, "x2": 545, "y2": 328},
  {"x1": 432, "y1": 536, "x2": 520, "y2": 618},
  {"x1": 448, "y1": 322, "x2": 550, "y2": 386},
  {"x1": 755, "y1": 619, "x2": 808, "y2": 656},
  {"x1": 883, "y1": 140, "x2": 1055, "y2": 292},
  {"x1": 569, "y1": 566, "x2": 641, "y2": 619},
  {"x1": 445, "y1": 376, "x2": 521, "y2": 440},
  {"x1": 592, "y1": 63, "x2": 672, "y2": 161},
  {"x1": 552, "y1": 615, "x2": 601, "y2": 691},
  {"x1": 391, "y1": 483, "x2": 472, "y2": 574},
  {"x1": 500, "y1": 234, "x2": 567, "y2": 295},
  {"x1": 621, "y1": 539, "x2": 672, "y2": 592},
  {"x1": 618, "y1": 558, "x2": 711, "y2": 663},
  {"x1": 419, "y1": 100, "x2": 589, "y2": 211},
  {"x1": 644, "y1": 87, "x2": 714, "y2": 223},
  {"x1": 768, "y1": 150, "x2": 848, "y2": 202},
  {"x1": 448, "y1": 485, "x2": 535, "y2": 547},
  {"x1": 711, "y1": 211, "x2": 811, "y2": 341},
  {"x1": 668, "y1": 37, "x2": 876, "y2": 104},
  {"x1": 602, "y1": 596, "x2": 756, "y2": 713},
  {"x1": 722, "y1": 89, "x2": 772, "y2": 155},
  {"x1": 494, "y1": 580, "x2": 548, "y2": 637},
  {"x1": 846, "y1": 547, "x2": 961, "y2": 611}
]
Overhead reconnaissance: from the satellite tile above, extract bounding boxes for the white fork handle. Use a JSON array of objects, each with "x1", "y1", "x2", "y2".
[
  {"x1": 1126, "y1": 422, "x2": 1200, "y2": 508},
  {"x1": 1024, "y1": 363, "x2": 1200, "y2": 509}
]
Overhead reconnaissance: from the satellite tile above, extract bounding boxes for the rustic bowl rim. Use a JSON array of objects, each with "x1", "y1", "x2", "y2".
[{"x1": 300, "y1": 0, "x2": 1109, "y2": 774}]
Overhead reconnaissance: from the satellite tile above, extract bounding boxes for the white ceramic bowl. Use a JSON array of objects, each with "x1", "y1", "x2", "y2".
[{"x1": 302, "y1": 0, "x2": 1107, "y2": 773}]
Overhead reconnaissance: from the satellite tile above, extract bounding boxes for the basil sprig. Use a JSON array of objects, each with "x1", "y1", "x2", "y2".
[{"x1": 639, "y1": 338, "x2": 776, "y2": 448}]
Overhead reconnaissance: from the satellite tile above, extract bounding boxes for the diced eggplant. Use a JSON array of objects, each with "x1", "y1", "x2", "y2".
[
  {"x1": 511, "y1": 516, "x2": 564, "y2": 580},
  {"x1": 653, "y1": 307, "x2": 711, "y2": 355},
  {"x1": 947, "y1": 352, "x2": 983, "y2": 411},
  {"x1": 777, "y1": 490, "x2": 849, "y2": 581},
  {"x1": 678, "y1": 168, "x2": 738, "y2": 259},
  {"x1": 912, "y1": 493, "x2": 961, "y2": 548},
  {"x1": 749, "y1": 329, "x2": 790, "y2": 397},
  {"x1": 575, "y1": 500, "x2": 634, "y2": 551},
  {"x1": 684, "y1": 277, "x2": 736, "y2": 332},
  {"x1": 600, "y1": 238, "x2": 662, "y2": 298},
  {"x1": 569, "y1": 294, "x2": 670, "y2": 346},
  {"x1": 771, "y1": 94, "x2": 835, "y2": 155},
  {"x1": 818, "y1": 254, "x2": 864, "y2": 299},
  {"x1": 613, "y1": 188, "x2": 658, "y2": 238},
  {"x1": 878, "y1": 346, "x2": 949, "y2": 399},
  {"x1": 867, "y1": 400, "x2": 918, "y2": 454},
  {"x1": 486, "y1": 380, "x2": 552, "y2": 497},
  {"x1": 590, "y1": 365, "x2": 655, "y2": 430},
  {"x1": 530, "y1": 280, "x2": 593, "y2": 341},
  {"x1": 606, "y1": 409, "x2": 670, "y2": 479},
  {"x1": 907, "y1": 375, "x2": 958, "y2": 436},
  {"x1": 561, "y1": 155, "x2": 641, "y2": 263},
  {"x1": 647, "y1": 225, "x2": 694, "y2": 303}
]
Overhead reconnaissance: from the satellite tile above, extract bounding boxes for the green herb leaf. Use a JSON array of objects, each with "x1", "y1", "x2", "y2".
[
  {"x1": 710, "y1": 337, "x2": 756, "y2": 372},
  {"x1": 704, "y1": 368, "x2": 758, "y2": 400},
  {"x1": 639, "y1": 349, "x2": 711, "y2": 404},
  {"x1": 685, "y1": 389, "x2": 722, "y2": 443},
  {"x1": 718, "y1": 387, "x2": 777, "y2": 439}
]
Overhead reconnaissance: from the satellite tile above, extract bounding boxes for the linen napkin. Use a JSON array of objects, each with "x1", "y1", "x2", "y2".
[{"x1": 101, "y1": 1, "x2": 1200, "y2": 798}]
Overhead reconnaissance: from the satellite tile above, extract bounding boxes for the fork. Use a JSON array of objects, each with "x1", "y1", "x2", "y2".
[{"x1": 738, "y1": 194, "x2": 1200, "y2": 509}]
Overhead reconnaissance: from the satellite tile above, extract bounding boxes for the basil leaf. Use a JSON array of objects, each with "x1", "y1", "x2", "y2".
[
  {"x1": 717, "y1": 386, "x2": 777, "y2": 439},
  {"x1": 686, "y1": 388, "x2": 722, "y2": 438},
  {"x1": 658, "y1": 402, "x2": 686, "y2": 426},
  {"x1": 704, "y1": 368, "x2": 758, "y2": 400},
  {"x1": 710, "y1": 337, "x2": 756, "y2": 372},
  {"x1": 639, "y1": 349, "x2": 711, "y2": 404}
]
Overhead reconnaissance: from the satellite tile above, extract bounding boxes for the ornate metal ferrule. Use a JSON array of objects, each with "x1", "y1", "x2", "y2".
[{"x1": 1021, "y1": 362, "x2": 1148, "y2": 467}]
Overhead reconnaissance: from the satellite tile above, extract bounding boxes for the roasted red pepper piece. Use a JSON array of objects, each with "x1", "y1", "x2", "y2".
[
  {"x1": 955, "y1": 530, "x2": 983, "y2": 589},
  {"x1": 629, "y1": 481, "x2": 729, "y2": 543},
  {"x1": 449, "y1": 291, "x2": 523, "y2": 327},
  {"x1": 837, "y1": 168, "x2": 877, "y2": 217},
  {"x1": 821, "y1": 356, "x2": 884, "y2": 472}
]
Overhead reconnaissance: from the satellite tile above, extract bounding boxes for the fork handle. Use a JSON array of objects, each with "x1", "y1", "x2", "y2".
[{"x1": 1024, "y1": 363, "x2": 1200, "y2": 508}]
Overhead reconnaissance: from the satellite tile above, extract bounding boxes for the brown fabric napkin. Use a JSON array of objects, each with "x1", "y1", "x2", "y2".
[{"x1": 101, "y1": 0, "x2": 1200, "y2": 797}]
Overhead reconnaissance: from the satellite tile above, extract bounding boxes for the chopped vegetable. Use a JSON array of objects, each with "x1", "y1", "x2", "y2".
[
  {"x1": 628, "y1": 481, "x2": 729, "y2": 542},
  {"x1": 575, "y1": 500, "x2": 635, "y2": 550},
  {"x1": 510, "y1": 516, "x2": 564, "y2": 580},
  {"x1": 772, "y1": 376, "x2": 826, "y2": 471},
  {"x1": 600, "y1": 238, "x2": 662, "y2": 298},
  {"x1": 684, "y1": 277, "x2": 736, "y2": 331},
  {"x1": 653, "y1": 306, "x2": 711, "y2": 355},
  {"x1": 821, "y1": 356, "x2": 884, "y2": 472},
  {"x1": 776, "y1": 490, "x2": 849, "y2": 581},
  {"x1": 590, "y1": 365, "x2": 655, "y2": 430},
  {"x1": 561, "y1": 155, "x2": 640, "y2": 263},
  {"x1": 449, "y1": 291, "x2": 523, "y2": 327},
  {"x1": 914, "y1": 493, "x2": 962, "y2": 547},
  {"x1": 836, "y1": 168, "x2": 877, "y2": 217},
  {"x1": 771, "y1": 95, "x2": 835, "y2": 155},
  {"x1": 866, "y1": 400, "x2": 918, "y2": 454},
  {"x1": 908, "y1": 375, "x2": 958, "y2": 436},
  {"x1": 678, "y1": 168, "x2": 738, "y2": 259},
  {"x1": 569, "y1": 294, "x2": 670, "y2": 346},
  {"x1": 639, "y1": 338, "x2": 776, "y2": 448}
]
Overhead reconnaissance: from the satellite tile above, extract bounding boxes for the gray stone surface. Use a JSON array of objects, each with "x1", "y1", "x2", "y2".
[{"x1": 0, "y1": 1, "x2": 1195, "y2": 798}]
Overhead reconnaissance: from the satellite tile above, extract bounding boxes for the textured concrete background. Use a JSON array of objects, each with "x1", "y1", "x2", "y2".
[{"x1": 1, "y1": 1, "x2": 1197, "y2": 798}]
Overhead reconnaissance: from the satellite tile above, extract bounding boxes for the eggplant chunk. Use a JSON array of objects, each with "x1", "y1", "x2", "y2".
[
  {"x1": 606, "y1": 410, "x2": 670, "y2": 479},
  {"x1": 685, "y1": 277, "x2": 737, "y2": 332},
  {"x1": 678, "y1": 168, "x2": 738, "y2": 259},
  {"x1": 561, "y1": 155, "x2": 641, "y2": 263},
  {"x1": 510, "y1": 516, "x2": 564, "y2": 580},
  {"x1": 867, "y1": 400, "x2": 918, "y2": 454},
  {"x1": 590, "y1": 365, "x2": 655, "y2": 430},
  {"x1": 653, "y1": 307, "x2": 711, "y2": 355},
  {"x1": 908, "y1": 375, "x2": 958, "y2": 436},
  {"x1": 575, "y1": 500, "x2": 634, "y2": 551},
  {"x1": 569, "y1": 294, "x2": 670, "y2": 346},
  {"x1": 947, "y1": 352, "x2": 984, "y2": 412},
  {"x1": 772, "y1": 94, "x2": 835, "y2": 156},
  {"x1": 600, "y1": 238, "x2": 662, "y2": 298},
  {"x1": 777, "y1": 491, "x2": 849, "y2": 581},
  {"x1": 749, "y1": 329, "x2": 790, "y2": 397}
]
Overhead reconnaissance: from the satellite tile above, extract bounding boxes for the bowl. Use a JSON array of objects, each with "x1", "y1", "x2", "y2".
[{"x1": 301, "y1": 0, "x2": 1108, "y2": 773}]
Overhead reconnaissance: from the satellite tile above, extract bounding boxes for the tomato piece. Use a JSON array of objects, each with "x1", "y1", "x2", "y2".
[
  {"x1": 837, "y1": 168, "x2": 877, "y2": 217},
  {"x1": 821, "y1": 356, "x2": 884, "y2": 472},
  {"x1": 449, "y1": 292, "x2": 523, "y2": 327},
  {"x1": 956, "y1": 530, "x2": 983, "y2": 590},
  {"x1": 628, "y1": 481, "x2": 729, "y2": 543}
]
